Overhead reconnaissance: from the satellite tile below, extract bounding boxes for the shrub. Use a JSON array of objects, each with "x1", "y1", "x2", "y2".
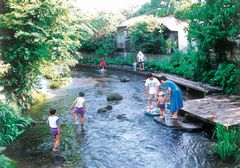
[
  {"x1": 49, "y1": 80, "x2": 61, "y2": 89},
  {"x1": 0, "y1": 104, "x2": 32, "y2": 146},
  {"x1": 211, "y1": 63, "x2": 240, "y2": 94}
]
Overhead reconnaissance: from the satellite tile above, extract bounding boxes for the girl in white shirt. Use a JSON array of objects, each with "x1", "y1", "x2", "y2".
[{"x1": 70, "y1": 92, "x2": 86, "y2": 125}]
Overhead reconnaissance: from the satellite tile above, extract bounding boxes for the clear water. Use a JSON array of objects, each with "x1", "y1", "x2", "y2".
[{"x1": 5, "y1": 67, "x2": 230, "y2": 168}]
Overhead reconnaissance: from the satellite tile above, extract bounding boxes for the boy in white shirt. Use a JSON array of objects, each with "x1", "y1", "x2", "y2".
[
  {"x1": 48, "y1": 108, "x2": 61, "y2": 151},
  {"x1": 70, "y1": 92, "x2": 86, "y2": 125},
  {"x1": 145, "y1": 73, "x2": 160, "y2": 110}
]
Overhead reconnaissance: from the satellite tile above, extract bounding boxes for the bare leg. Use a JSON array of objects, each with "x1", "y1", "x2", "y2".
[
  {"x1": 142, "y1": 63, "x2": 144, "y2": 70},
  {"x1": 72, "y1": 111, "x2": 78, "y2": 123},
  {"x1": 53, "y1": 134, "x2": 60, "y2": 151},
  {"x1": 148, "y1": 99, "x2": 152, "y2": 110},
  {"x1": 80, "y1": 116, "x2": 84, "y2": 125},
  {"x1": 171, "y1": 110, "x2": 179, "y2": 119}
]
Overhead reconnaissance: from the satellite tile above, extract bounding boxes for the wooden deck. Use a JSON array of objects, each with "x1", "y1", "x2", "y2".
[
  {"x1": 153, "y1": 73, "x2": 222, "y2": 95},
  {"x1": 181, "y1": 95, "x2": 240, "y2": 127}
]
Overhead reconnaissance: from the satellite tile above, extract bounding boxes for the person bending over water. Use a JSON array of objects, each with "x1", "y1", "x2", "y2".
[
  {"x1": 70, "y1": 92, "x2": 86, "y2": 125},
  {"x1": 159, "y1": 76, "x2": 183, "y2": 119}
]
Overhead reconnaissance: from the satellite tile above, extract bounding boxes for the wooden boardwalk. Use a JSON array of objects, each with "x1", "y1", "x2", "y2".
[
  {"x1": 153, "y1": 73, "x2": 222, "y2": 95},
  {"x1": 182, "y1": 95, "x2": 240, "y2": 127}
]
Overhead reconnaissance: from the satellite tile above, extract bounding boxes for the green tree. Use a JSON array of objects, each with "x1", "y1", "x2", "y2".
[
  {"x1": 128, "y1": 17, "x2": 166, "y2": 54},
  {"x1": 79, "y1": 11, "x2": 125, "y2": 55},
  {"x1": 0, "y1": 0, "x2": 80, "y2": 110},
  {"x1": 135, "y1": 0, "x2": 192, "y2": 17},
  {"x1": 186, "y1": 0, "x2": 240, "y2": 63}
]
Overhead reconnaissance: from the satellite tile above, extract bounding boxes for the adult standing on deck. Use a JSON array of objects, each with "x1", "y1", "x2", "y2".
[
  {"x1": 159, "y1": 75, "x2": 183, "y2": 119},
  {"x1": 137, "y1": 51, "x2": 145, "y2": 70}
]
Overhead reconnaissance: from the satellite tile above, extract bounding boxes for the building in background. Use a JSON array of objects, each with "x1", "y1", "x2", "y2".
[{"x1": 115, "y1": 15, "x2": 189, "y2": 53}]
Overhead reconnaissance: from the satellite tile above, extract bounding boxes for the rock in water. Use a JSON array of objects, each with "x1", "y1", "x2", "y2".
[
  {"x1": 107, "y1": 93, "x2": 123, "y2": 101},
  {"x1": 105, "y1": 105, "x2": 113, "y2": 110},
  {"x1": 97, "y1": 105, "x2": 113, "y2": 113},
  {"x1": 97, "y1": 107, "x2": 107, "y2": 113},
  {"x1": 120, "y1": 75, "x2": 130, "y2": 82}
]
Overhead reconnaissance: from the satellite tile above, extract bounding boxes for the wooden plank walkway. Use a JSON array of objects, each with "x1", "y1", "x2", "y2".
[
  {"x1": 153, "y1": 73, "x2": 222, "y2": 94},
  {"x1": 181, "y1": 95, "x2": 240, "y2": 127}
]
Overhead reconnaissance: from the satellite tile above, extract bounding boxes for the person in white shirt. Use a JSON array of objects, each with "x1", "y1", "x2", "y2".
[
  {"x1": 145, "y1": 73, "x2": 160, "y2": 110},
  {"x1": 137, "y1": 51, "x2": 145, "y2": 70},
  {"x1": 48, "y1": 108, "x2": 61, "y2": 151},
  {"x1": 70, "y1": 92, "x2": 86, "y2": 125}
]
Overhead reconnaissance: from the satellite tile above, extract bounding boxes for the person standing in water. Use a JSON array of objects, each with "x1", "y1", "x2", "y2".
[
  {"x1": 145, "y1": 73, "x2": 160, "y2": 111},
  {"x1": 159, "y1": 76, "x2": 183, "y2": 119},
  {"x1": 100, "y1": 57, "x2": 107, "y2": 70},
  {"x1": 70, "y1": 92, "x2": 86, "y2": 125},
  {"x1": 156, "y1": 91, "x2": 166, "y2": 118},
  {"x1": 48, "y1": 108, "x2": 62, "y2": 151}
]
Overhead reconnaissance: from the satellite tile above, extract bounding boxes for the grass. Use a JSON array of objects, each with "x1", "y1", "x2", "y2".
[
  {"x1": 212, "y1": 124, "x2": 240, "y2": 163},
  {"x1": 0, "y1": 155, "x2": 15, "y2": 168}
]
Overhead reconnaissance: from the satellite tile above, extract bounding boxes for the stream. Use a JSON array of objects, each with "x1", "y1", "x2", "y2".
[{"x1": 5, "y1": 67, "x2": 229, "y2": 168}]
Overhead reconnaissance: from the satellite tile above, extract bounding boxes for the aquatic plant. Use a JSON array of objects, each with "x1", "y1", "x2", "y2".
[
  {"x1": 0, "y1": 154, "x2": 15, "y2": 168},
  {"x1": 212, "y1": 124, "x2": 240, "y2": 162},
  {"x1": 0, "y1": 104, "x2": 32, "y2": 146}
]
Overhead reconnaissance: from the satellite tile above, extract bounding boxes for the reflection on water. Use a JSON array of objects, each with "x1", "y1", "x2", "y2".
[{"x1": 5, "y1": 67, "x2": 230, "y2": 168}]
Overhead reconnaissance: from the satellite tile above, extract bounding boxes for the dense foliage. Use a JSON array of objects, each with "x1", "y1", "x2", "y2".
[
  {"x1": 128, "y1": 17, "x2": 167, "y2": 54},
  {"x1": 0, "y1": 0, "x2": 80, "y2": 110},
  {"x1": 0, "y1": 103, "x2": 32, "y2": 146},
  {"x1": 79, "y1": 11, "x2": 125, "y2": 56},
  {"x1": 183, "y1": 0, "x2": 240, "y2": 62},
  {"x1": 134, "y1": 0, "x2": 192, "y2": 17}
]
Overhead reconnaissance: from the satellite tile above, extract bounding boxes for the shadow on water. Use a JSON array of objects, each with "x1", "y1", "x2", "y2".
[{"x1": 5, "y1": 67, "x2": 234, "y2": 168}]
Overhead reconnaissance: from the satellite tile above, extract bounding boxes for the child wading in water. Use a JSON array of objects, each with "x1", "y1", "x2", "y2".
[
  {"x1": 100, "y1": 58, "x2": 107, "y2": 70},
  {"x1": 156, "y1": 91, "x2": 166, "y2": 118},
  {"x1": 70, "y1": 92, "x2": 86, "y2": 125},
  {"x1": 48, "y1": 108, "x2": 61, "y2": 151}
]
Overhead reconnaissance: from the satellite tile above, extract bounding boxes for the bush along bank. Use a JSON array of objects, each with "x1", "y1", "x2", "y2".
[
  {"x1": 79, "y1": 51, "x2": 240, "y2": 95},
  {"x1": 0, "y1": 103, "x2": 32, "y2": 168},
  {"x1": 212, "y1": 124, "x2": 240, "y2": 165}
]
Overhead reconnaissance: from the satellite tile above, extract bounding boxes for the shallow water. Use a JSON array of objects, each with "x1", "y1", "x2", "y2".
[{"x1": 5, "y1": 67, "x2": 230, "y2": 168}]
